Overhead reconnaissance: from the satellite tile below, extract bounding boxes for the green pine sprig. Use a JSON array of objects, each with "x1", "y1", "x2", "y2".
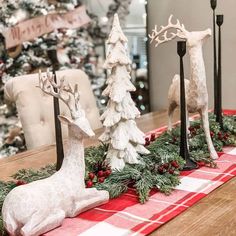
[{"x1": 0, "y1": 113, "x2": 236, "y2": 234}]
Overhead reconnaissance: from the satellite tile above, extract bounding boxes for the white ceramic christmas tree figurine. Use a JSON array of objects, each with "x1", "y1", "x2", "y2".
[
  {"x1": 99, "y1": 14, "x2": 150, "y2": 170},
  {"x1": 2, "y1": 70, "x2": 109, "y2": 236}
]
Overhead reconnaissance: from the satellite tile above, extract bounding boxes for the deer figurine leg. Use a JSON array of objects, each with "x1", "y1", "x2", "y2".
[
  {"x1": 3, "y1": 213, "x2": 18, "y2": 236},
  {"x1": 168, "y1": 74, "x2": 190, "y2": 132},
  {"x1": 167, "y1": 75, "x2": 180, "y2": 131},
  {"x1": 186, "y1": 110, "x2": 190, "y2": 133},
  {"x1": 71, "y1": 189, "x2": 109, "y2": 216},
  {"x1": 168, "y1": 102, "x2": 177, "y2": 131},
  {"x1": 200, "y1": 108, "x2": 218, "y2": 159},
  {"x1": 21, "y1": 210, "x2": 65, "y2": 236}
]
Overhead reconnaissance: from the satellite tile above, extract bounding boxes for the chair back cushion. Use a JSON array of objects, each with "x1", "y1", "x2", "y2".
[{"x1": 4, "y1": 69, "x2": 101, "y2": 149}]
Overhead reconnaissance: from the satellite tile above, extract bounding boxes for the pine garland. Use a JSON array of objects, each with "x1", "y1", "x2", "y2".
[
  {"x1": 0, "y1": 113, "x2": 236, "y2": 233},
  {"x1": 0, "y1": 181, "x2": 16, "y2": 235},
  {"x1": 12, "y1": 164, "x2": 56, "y2": 182},
  {"x1": 84, "y1": 143, "x2": 108, "y2": 170}
]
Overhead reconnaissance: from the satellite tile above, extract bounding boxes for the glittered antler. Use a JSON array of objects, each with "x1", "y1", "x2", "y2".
[
  {"x1": 38, "y1": 69, "x2": 82, "y2": 118},
  {"x1": 149, "y1": 15, "x2": 188, "y2": 47}
]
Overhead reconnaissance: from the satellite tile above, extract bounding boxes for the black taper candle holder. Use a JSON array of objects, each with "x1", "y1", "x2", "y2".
[
  {"x1": 216, "y1": 15, "x2": 224, "y2": 129},
  {"x1": 211, "y1": 0, "x2": 218, "y2": 116},
  {"x1": 0, "y1": 33, "x2": 6, "y2": 87},
  {"x1": 177, "y1": 41, "x2": 197, "y2": 170},
  {"x1": 47, "y1": 49, "x2": 64, "y2": 171}
]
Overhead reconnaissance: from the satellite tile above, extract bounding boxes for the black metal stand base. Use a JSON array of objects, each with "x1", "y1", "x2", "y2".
[{"x1": 182, "y1": 158, "x2": 198, "y2": 171}]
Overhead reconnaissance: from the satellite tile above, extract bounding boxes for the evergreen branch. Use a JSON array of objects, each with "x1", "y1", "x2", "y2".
[
  {"x1": 134, "y1": 170, "x2": 153, "y2": 204},
  {"x1": 12, "y1": 164, "x2": 56, "y2": 182},
  {"x1": 0, "y1": 113, "x2": 236, "y2": 233},
  {"x1": 96, "y1": 182, "x2": 128, "y2": 199}
]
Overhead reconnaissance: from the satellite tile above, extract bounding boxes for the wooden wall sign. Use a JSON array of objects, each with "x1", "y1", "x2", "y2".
[{"x1": 2, "y1": 5, "x2": 90, "y2": 49}]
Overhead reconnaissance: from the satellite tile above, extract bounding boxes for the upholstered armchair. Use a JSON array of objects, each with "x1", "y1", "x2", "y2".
[{"x1": 4, "y1": 69, "x2": 102, "y2": 149}]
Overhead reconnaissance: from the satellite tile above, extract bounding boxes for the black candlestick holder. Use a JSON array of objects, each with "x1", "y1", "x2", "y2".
[
  {"x1": 216, "y1": 15, "x2": 224, "y2": 129},
  {"x1": 211, "y1": 0, "x2": 218, "y2": 117},
  {"x1": 177, "y1": 41, "x2": 197, "y2": 170},
  {"x1": 47, "y1": 49, "x2": 64, "y2": 171},
  {"x1": 211, "y1": 0, "x2": 217, "y2": 10}
]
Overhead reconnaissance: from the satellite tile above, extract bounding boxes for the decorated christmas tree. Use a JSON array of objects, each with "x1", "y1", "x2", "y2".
[
  {"x1": 99, "y1": 14, "x2": 149, "y2": 170},
  {"x1": 0, "y1": 0, "x2": 107, "y2": 110},
  {"x1": 0, "y1": 0, "x2": 109, "y2": 157}
]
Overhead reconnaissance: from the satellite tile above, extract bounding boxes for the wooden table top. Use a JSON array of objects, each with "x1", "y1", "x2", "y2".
[{"x1": 0, "y1": 110, "x2": 235, "y2": 236}]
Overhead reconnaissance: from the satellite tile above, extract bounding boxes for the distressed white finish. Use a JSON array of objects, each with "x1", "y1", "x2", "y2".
[
  {"x1": 2, "y1": 70, "x2": 109, "y2": 236},
  {"x1": 149, "y1": 15, "x2": 218, "y2": 160},
  {"x1": 99, "y1": 14, "x2": 150, "y2": 170}
]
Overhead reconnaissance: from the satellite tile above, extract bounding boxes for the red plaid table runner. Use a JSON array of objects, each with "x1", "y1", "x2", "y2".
[{"x1": 44, "y1": 110, "x2": 236, "y2": 236}]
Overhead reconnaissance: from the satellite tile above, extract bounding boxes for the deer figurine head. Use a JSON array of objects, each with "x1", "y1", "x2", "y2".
[
  {"x1": 38, "y1": 70, "x2": 95, "y2": 139},
  {"x1": 149, "y1": 15, "x2": 211, "y2": 48}
]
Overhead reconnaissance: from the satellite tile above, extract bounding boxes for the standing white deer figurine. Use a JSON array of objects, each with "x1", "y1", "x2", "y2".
[
  {"x1": 149, "y1": 15, "x2": 218, "y2": 160},
  {"x1": 2, "y1": 70, "x2": 109, "y2": 236}
]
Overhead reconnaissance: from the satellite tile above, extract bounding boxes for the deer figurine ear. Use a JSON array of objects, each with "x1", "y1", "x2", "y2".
[{"x1": 58, "y1": 115, "x2": 73, "y2": 125}]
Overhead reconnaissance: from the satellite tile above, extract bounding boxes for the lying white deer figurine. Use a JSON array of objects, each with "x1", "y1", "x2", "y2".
[
  {"x1": 149, "y1": 15, "x2": 218, "y2": 160},
  {"x1": 2, "y1": 70, "x2": 109, "y2": 236}
]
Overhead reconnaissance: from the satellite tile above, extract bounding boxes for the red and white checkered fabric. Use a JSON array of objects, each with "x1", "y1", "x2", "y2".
[{"x1": 44, "y1": 110, "x2": 236, "y2": 236}]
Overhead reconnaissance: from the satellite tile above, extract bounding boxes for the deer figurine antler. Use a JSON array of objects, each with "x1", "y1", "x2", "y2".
[
  {"x1": 2, "y1": 70, "x2": 109, "y2": 236},
  {"x1": 149, "y1": 15, "x2": 188, "y2": 47},
  {"x1": 149, "y1": 15, "x2": 218, "y2": 160},
  {"x1": 38, "y1": 70, "x2": 82, "y2": 118}
]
